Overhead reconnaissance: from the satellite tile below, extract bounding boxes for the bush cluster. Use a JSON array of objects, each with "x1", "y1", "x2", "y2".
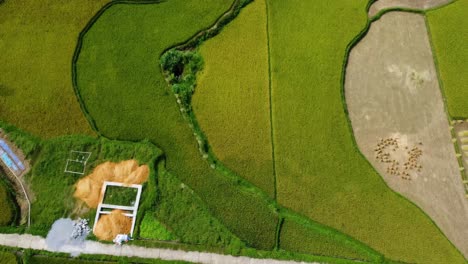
[{"x1": 160, "y1": 49, "x2": 203, "y2": 110}]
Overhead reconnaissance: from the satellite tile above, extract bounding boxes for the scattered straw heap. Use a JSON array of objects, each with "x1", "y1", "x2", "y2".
[
  {"x1": 73, "y1": 159, "x2": 149, "y2": 241},
  {"x1": 374, "y1": 138, "x2": 423, "y2": 181},
  {"x1": 93, "y1": 209, "x2": 132, "y2": 241},
  {"x1": 74, "y1": 159, "x2": 149, "y2": 208}
]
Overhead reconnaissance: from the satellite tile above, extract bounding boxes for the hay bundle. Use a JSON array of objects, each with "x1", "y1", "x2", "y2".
[
  {"x1": 93, "y1": 210, "x2": 132, "y2": 241},
  {"x1": 73, "y1": 159, "x2": 149, "y2": 208}
]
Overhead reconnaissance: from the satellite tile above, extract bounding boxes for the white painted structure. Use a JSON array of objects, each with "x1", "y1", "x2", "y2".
[
  {"x1": 93, "y1": 181, "x2": 143, "y2": 236},
  {"x1": 64, "y1": 150, "x2": 91, "y2": 175}
]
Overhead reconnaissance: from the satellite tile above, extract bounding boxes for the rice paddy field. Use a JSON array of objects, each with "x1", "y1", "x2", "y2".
[
  {"x1": 75, "y1": 0, "x2": 279, "y2": 250},
  {"x1": 0, "y1": 0, "x2": 105, "y2": 138},
  {"x1": 192, "y1": 0, "x2": 274, "y2": 197},
  {"x1": 1, "y1": 0, "x2": 467, "y2": 262},
  {"x1": 427, "y1": 0, "x2": 468, "y2": 119},
  {"x1": 267, "y1": 0, "x2": 464, "y2": 263}
]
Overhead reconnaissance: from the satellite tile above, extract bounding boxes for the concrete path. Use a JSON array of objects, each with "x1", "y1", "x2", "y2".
[{"x1": 0, "y1": 233, "x2": 319, "y2": 264}]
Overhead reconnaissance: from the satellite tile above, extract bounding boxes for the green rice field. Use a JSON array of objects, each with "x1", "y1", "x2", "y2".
[
  {"x1": 427, "y1": 0, "x2": 468, "y2": 119},
  {"x1": 0, "y1": 0, "x2": 106, "y2": 138},
  {"x1": 1, "y1": 0, "x2": 467, "y2": 262},
  {"x1": 193, "y1": 0, "x2": 274, "y2": 197}
]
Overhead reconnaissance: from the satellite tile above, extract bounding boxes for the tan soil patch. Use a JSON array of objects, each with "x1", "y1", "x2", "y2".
[
  {"x1": 369, "y1": 0, "x2": 453, "y2": 17},
  {"x1": 74, "y1": 160, "x2": 149, "y2": 208},
  {"x1": 345, "y1": 12, "x2": 468, "y2": 257},
  {"x1": 93, "y1": 209, "x2": 132, "y2": 241}
]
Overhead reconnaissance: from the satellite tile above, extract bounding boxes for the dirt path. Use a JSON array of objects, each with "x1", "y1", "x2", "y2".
[
  {"x1": 368, "y1": 0, "x2": 453, "y2": 17},
  {"x1": 345, "y1": 12, "x2": 468, "y2": 258},
  {"x1": 0, "y1": 233, "x2": 317, "y2": 264}
]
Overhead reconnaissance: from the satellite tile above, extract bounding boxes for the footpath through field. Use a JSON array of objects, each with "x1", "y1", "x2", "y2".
[{"x1": 0, "y1": 233, "x2": 318, "y2": 264}]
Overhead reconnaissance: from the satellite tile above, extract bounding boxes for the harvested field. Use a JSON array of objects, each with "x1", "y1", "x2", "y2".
[
  {"x1": 74, "y1": 160, "x2": 149, "y2": 208},
  {"x1": 0, "y1": 0, "x2": 106, "y2": 138},
  {"x1": 427, "y1": 0, "x2": 468, "y2": 118},
  {"x1": 193, "y1": 0, "x2": 274, "y2": 196},
  {"x1": 268, "y1": 0, "x2": 465, "y2": 262},
  {"x1": 345, "y1": 11, "x2": 468, "y2": 261},
  {"x1": 94, "y1": 209, "x2": 132, "y2": 241},
  {"x1": 369, "y1": 0, "x2": 453, "y2": 17}
]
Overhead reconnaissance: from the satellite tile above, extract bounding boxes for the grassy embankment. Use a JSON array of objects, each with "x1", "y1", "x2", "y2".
[
  {"x1": 427, "y1": 0, "x2": 468, "y2": 119},
  {"x1": 268, "y1": 0, "x2": 466, "y2": 263},
  {"x1": 0, "y1": 0, "x2": 108, "y2": 138}
]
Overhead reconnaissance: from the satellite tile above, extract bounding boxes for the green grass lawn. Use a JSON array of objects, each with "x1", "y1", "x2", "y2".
[
  {"x1": 0, "y1": 0, "x2": 106, "y2": 138},
  {"x1": 192, "y1": 0, "x2": 275, "y2": 197},
  {"x1": 268, "y1": 0, "x2": 465, "y2": 263},
  {"x1": 75, "y1": 0, "x2": 279, "y2": 250},
  {"x1": 427, "y1": 0, "x2": 468, "y2": 119}
]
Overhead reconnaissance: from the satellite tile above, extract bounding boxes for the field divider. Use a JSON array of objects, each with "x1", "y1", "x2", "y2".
[{"x1": 264, "y1": 0, "x2": 278, "y2": 201}]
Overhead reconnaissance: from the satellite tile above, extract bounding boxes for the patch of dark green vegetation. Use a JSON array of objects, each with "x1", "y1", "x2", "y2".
[
  {"x1": 0, "y1": 171, "x2": 19, "y2": 226},
  {"x1": 103, "y1": 186, "x2": 138, "y2": 207},
  {"x1": 160, "y1": 50, "x2": 203, "y2": 110}
]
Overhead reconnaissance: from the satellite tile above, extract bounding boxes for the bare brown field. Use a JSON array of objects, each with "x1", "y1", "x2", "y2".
[
  {"x1": 369, "y1": 0, "x2": 453, "y2": 17},
  {"x1": 345, "y1": 12, "x2": 468, "y2": 257}
]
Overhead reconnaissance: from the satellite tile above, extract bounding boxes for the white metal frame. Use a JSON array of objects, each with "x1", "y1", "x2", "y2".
[
  {"x1": 93, "y1": 181, "x2": 143, "y2": 236},
  {"x1": 64, "y1": 151, "x2": 92, "y2": 175}
]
